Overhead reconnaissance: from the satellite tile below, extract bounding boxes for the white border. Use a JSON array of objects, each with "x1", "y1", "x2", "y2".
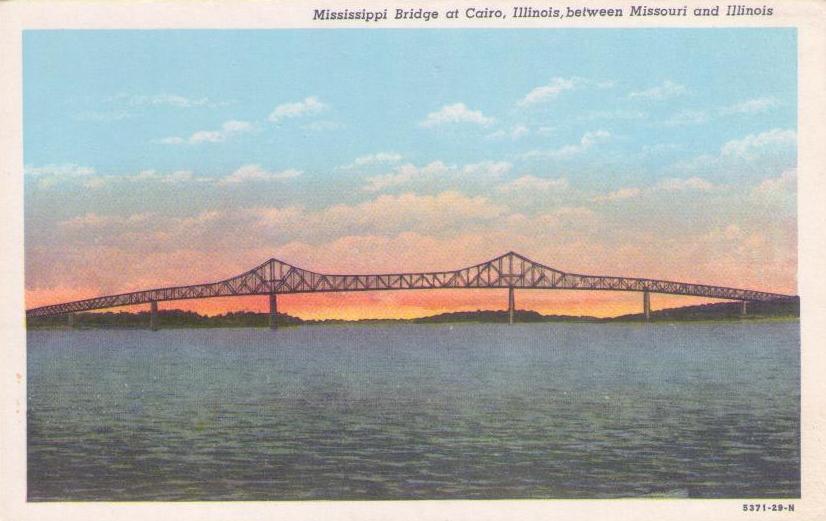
[{"x1": 2, "y1": 1, "x2": 825, "y2": 520}]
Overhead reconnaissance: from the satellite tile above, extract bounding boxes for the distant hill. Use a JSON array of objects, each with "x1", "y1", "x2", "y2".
[
  {"x1": 27, "y1": 297, "x2": 798, "y2": 329},
  {"x1": 413, "y1": 310, "x2": 598, "y2": 323},
  {"x1": 611, "y1": 297, "x2": 799, "y2": 321},
  {"x1": 27, "y1": 309, "x2": 303, "y2": 329}
]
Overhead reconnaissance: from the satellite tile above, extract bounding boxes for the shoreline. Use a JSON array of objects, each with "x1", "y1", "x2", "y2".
[{"x1": 26, "y1": 315, "x2": 801, "y2": 330}]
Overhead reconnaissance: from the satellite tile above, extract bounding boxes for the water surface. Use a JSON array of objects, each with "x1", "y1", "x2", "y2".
[{"x1": 27, "y1": 322, "x2": 800, "y2": 500}]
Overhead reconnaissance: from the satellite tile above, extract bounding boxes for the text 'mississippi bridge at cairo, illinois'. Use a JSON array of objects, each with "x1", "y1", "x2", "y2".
[{"x1": 26, "y1": 251, "x2": 797, "y2": 330}]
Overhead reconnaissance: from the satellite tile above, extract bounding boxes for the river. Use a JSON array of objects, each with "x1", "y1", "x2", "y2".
[{"x1": 27, "y1": 321, "x2": 800, "y2": 500}]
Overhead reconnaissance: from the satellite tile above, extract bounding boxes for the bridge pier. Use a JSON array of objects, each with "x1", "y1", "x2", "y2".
[
  {"x1": 149, "y1": 301, "x2": 159, "y2": 331},
  {"x1": 643, "y1": 290, "x2": 651, "y2": 321},
  {"x1": 508, "y1": 287, "x2": 515, "y2": 325},
  {"x1": 741, "y1": 300, "x2": 748, "y2": 316},
  {"x1": 269, "y1": 293, "x2": 278, "y2": 330},
  {"x1": 67, "y1": 312, "x2": 75, "y2": 329}
]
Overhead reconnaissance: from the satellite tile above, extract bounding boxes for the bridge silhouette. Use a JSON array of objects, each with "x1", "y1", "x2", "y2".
[{"x1": 26, "y1": 251, "x2": 795, "y2": 329}]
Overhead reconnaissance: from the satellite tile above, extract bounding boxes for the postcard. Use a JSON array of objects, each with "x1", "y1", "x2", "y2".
[{"x1": 1, "y1": 1, "x2": 825, "y2": 520}]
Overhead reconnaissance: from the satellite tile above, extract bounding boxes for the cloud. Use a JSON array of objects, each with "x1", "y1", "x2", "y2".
[
  {"x1": 592, "y1": 177, "x2": 713, "y2": 204},
  {"x1": 126, "y1": 169, "x2": 195, "y2": 184},
  {"x1": 132, "y1": 94, "x2": 209, "y2": 108},
  {"x1": 25, "y1": 163, "x2": 97, "y2": 189},
  {"x1": 338, "y1": 152, "x2": 403, "y2": 170},
  {"x1": 628, "y1": 80, "x2": 687, "y2": 100},
  {"x1": 363, "y1": 161, "x2": 451, "y2": 192},
  {"x1": 74, "y1": 110, "x2": 133, "y2": 122},
  {"x1": 655, "y1": 177, "x2": 715, "y2": 192},
  {"x1": 110, "y1": 93, "x2": 229, "y2": 109},
  {"x1": 486, "y1": 125, "x2": 529, "y2": 141},
  {"x1": 753, "y1": 168, "x2": 795, "y2": 195},
  {"x1": 664, "y1": 109, "x2": 710, "y2": 126},
  {"x1": 522, "y1": 130, "x2": 610, "y2": 160},
  {"x1": 419, "y1": 103, "x2": 494, "y2": 127},
  {"x1": 311, "y1": 192, "x2": 506, "y2": 234},
  {"x1": 25, "y1": 164, "x2": 95, "y2": 178},
  {"x1": 517, "y1": 77, "x2": 578, "y2": 107},
  {"x1": 218, "y1": 164, "x2": 302, "y2": 185},
  {"x1": 157, "y1": 120, "x2": 255, "y2": 145},
  {"x1": 461, "y1": 161, "x2": 512, "y2": 177},
  {"x1": 669, "y1": 128, "x2": 796, "y2": 183},
  {"x1": 592, "y1": 187, "x2": 641, "y2": 203},
  {"x1": 581, "y1": 109, "x2": 647, "y2": 121},
  {"x1": 721, "y1": 128, "x2": 796, "y2": 160},
  {"x1": 59, "y1": 212, "x2": 154, "y2": 230},
  {"x1": 750, "y1": 168, "x2": 796, "y2": 207},
  {"x1": 497, "y1": 175, "x2": 569, "y2": 194},
  {"x1": 268, "y1": 96, "x2": 328, "y2": 123},
  {"x1": 719, "y1": 97, "x2": 781, "y2": 115},
  {"x1": 363, "y1": 160, "x2": 510, "y2": 192}
]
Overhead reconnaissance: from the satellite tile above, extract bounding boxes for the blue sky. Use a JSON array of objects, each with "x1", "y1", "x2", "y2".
[{"x1": 23, "y1": 29, "x2": 798, "y2": 317}]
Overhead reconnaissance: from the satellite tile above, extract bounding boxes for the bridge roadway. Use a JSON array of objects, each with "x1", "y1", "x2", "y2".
[{"x1": 26, "y1": 251, "x2": 796, "y2": 329}]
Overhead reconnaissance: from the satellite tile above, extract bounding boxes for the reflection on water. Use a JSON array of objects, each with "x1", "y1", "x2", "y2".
[{"x1": 27, "y1": 322, "x2": 799, "y2": 500}]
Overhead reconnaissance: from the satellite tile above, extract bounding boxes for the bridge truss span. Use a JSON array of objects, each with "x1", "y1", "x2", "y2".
[{"x1": 26, "y1": 251, "x2": 795, "y2": 319}]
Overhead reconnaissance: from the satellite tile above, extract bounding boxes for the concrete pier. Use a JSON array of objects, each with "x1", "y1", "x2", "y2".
[
  {"x1": 741, "y1": 300, "x2": 748, "y2": 316},
  {"x1": 150, "y1": 301, "x2": 159, "y2": 331},
  {"x1": 269, "y1": 293, "x2": 278, "y2": 330},
  {"x1": 508, "y1": 287, "x2": 515, "y2": 325},
  {"x1": 67, "y1": 312, "x2": 75, "y2": 328},
  {"x1": 643, "y1": 290, "x2": 651, "y2": 321}
]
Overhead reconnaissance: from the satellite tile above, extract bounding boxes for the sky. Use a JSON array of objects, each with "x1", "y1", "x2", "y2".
[{"x1": 23, "y1": 29, "x2": 797, "y2": 319}]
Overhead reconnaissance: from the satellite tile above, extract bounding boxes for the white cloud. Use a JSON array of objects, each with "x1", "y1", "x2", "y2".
[
  {"x1": 581, "y1": 109, "x2": 647, "y2": 121},
  {"x1": 138, "y1": 94, "x2": 208, "y2": 108},
  {"x1": 163, "y1": 170, "x2": 195, "y2": 184},
  {"x1": 59, "y1": 212, "x2": 154, "y2": 230},
  {"x1": 74, "y1": 110, "x2": 133, "y2": 122},
  {"x1": 462, "y1": 161, "x2": 512, "y2": 177},
  {"x1": 751, "y1": 168, "x2": 796, "y2": 207},
  {"x1": 250, "y1": 191, "x2": 507, "y2": 236},
  {"x1": 419, "y1": 103, "x2": 494, "y2": 128},
  {"x1": 190, "y1": 120, "x2": 254, "y2": 144},
  {"x1": 268, "y1": 96, "x2": 328, "y2": 123},
  {"x1": 628, "y1": 80, "x2": 688, "y2": 100},
  {"x1": 363, "y1": 161, "x2": 450, "y2": 192},
  {"x1": 592, "y1": 177, "x2": 713, "y2": 204},
  {"x1": 363, "y1": 160, "x2": 510, "y2": 192},
  {"x1": 721, "y1": 129, "x2": 796, "y2": 160},
  {"x1": 25, "y1": 164, "x2": 97, "y2": 189},
  {"x1": 486, "y1": 125, "x2": 529, "y2": 140},
  {"x1": 25, "y1": 164, "x2": 95, "y2": 177},
  {"x1": 111, "y1": 93, "x2": 228, "y2": 109},
  {"x1": 753, "y1": 168, "x2": 796, "y2": 195},
  {"x1": 671, "y1": 128, "x2": 797, "y2": 182},
  {"x1": 664, "y1": 109, "x2": 710, "y2": 126},
  {"x1": 218, "y1": 164, "x2": 302, "y2": 185},
  {"x1": 497, "y1": 175, "x2": 569, "y2": 193},
  {"x1": 656, "y1": 177, "x2": 715, "y2": 192},
  {"x1": 338, "y1": 152, "x2": 403, "y2": 170},
  {"x1": 523, "y1": 130, "x2": 610, "y2": 160},
  {"x1": 517, "y1": 77, "x2": 578, "y2": 107},
  {"x1": 157, "y1": 120, "x2": 254, "y2": 145},
  {"x1": 125, "y1": 169, "x2": 196, "y2": 184},
  {"x1": 592, "y1": 187, "x2": 641, "y2": 203},
  {"x1": 720, "y1": 97, "x2": 781, "y2": 115}
]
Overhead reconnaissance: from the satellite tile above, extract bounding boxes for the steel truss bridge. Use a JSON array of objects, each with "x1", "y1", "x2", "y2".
[{"x1": 26, "y1": 251, "x2": 795, "y2": 329}]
